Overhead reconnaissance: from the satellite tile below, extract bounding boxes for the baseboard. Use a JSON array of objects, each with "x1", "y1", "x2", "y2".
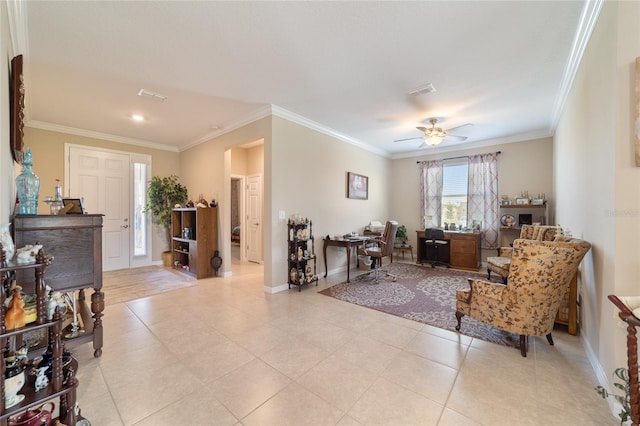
[
  {"x1": 582, "y1": 333, "x2": 618, "y2": 421},
  {"x1": 265, "y1": 283, "x2": 290, "y2": 294}
]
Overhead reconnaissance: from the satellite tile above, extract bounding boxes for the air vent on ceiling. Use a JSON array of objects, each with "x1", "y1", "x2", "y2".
[
  {"x1": 407, "y1": 83, "x2": 436, "y2": 97},
  {"x1": 138, "y1": 89, "x2": 167, "y2": 102}
]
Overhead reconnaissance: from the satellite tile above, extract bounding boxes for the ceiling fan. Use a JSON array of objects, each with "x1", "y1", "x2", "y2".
[{"x1": 394, "y1": 118, "x2": 472, "y2": 147}]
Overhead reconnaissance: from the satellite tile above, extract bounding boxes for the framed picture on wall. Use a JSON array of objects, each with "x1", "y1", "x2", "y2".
[{"x1": 347, "y1": 172, "x2": 368, "y2": 200}]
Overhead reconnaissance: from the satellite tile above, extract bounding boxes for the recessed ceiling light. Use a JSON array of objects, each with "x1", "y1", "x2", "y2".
[
  {"x1": 131, "y1": 114, "x2": 145, "y2": 122},
  {"x1": 137, "y1": 89, "x2": 167, "y2": 102}
]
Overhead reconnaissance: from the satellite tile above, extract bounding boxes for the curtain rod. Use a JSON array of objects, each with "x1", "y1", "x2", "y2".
[{"x1": 416, "y1": 151, "x2": 501, "y2": 164}]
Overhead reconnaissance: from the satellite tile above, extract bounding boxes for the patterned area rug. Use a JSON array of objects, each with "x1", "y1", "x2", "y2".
[{"x1": 320, "y1": 262, "x2": 519, "y2": 347}]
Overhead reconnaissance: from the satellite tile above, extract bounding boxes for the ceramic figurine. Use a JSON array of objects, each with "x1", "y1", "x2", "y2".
[
  {"x1": 34, "y1": 365, "x2": 49, "y2": 392},
  {"x1": 5, "y1": 288, "x2": 26, "y2": 330}
]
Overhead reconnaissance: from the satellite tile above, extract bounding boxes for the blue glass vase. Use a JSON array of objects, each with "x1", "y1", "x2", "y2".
[{"x1": 15, "y1": 148, "x2": 40, "y2": 215}]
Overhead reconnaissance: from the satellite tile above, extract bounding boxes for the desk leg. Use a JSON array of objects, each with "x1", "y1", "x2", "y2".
[
  {"x1": 346, "y1": 246, "x2": 352, "y2": 283},
  {"x1": 91, "y1": 288, "x2": 104, "y2": 358},
  {"x1": 323, "y1": 242, "x2": 328, "y2": 278}
]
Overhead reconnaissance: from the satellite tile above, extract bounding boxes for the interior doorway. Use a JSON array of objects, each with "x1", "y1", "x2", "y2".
[{"x1": 230, "y1": 176, "x2": 244, "y2": 262}]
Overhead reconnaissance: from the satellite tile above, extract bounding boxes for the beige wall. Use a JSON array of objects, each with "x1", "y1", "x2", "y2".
[
  {"x1": 1, "y1": 2, "x2": 18, "y2": 223},
  {"x1": 23, "y1": 127, "x2": 181, "y2": 259},
  {"x1": 270, "y1": 116, "x2": 390, "y2": 291},
  {"x1": 390, "y1": 137, "x2": 554, "y2": 263},
  {"x1": 180, "y1": 117, "x2": 272, "y2": 278},
  {"x1": 554, "y1": 0, "x2": 640, "y2": 406}
]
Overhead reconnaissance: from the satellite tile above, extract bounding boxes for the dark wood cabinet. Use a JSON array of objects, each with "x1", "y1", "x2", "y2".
[
  {"x1": 416, "y1": 230, "x2": 481, "y2": 271},
  {"x1": 13, "y1": 214, "x2": 104, "y2": 357},
  {"x1": 171, "y1": 208, "x2": 218, "y2": 279}
]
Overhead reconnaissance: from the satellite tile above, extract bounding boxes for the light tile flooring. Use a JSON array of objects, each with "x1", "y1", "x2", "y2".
[{"x1": 72, "y1": 258, "x2": 618, "y2": 425}]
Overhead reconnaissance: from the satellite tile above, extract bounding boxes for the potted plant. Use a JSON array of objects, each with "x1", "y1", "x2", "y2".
[
  {"x1": 596, "y1": 367, "x2": 632, "y2": 425},
  {"x1": 396, "y1": 224, "x2": 409, "y2": 246},
  {"x1": 144, "y1": 175, "x2": 188, "y2": 266}
]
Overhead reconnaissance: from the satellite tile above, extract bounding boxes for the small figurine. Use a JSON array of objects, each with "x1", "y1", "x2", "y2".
[
  {"x1": 297, "y1": 246, "x2": 303, "y2": 260},
  {"x1": 5, "y1": 286, "x2": 26, "y2": 330},
  {"x1": 34, "y1": 365, "x2": 49, "y2": 392}
]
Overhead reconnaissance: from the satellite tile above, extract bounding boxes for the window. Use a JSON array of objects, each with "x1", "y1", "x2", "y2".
[
  {"x1": 441, "y1": 159, "x2": 468, "y2": 228},
  {"x1": 133, "y1": 162, "x2": 147, "y2": 256}
]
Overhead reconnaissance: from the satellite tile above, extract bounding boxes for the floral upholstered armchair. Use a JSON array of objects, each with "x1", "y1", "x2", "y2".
[
  {"x1": 486, "y1": 225, "x2": 559, "y2": 283},
  {"x1": 456, "y1": 237, "x2": 591, "y2": 357}
]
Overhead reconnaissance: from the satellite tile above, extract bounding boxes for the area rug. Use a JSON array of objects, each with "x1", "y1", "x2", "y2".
[
  {"x1": 103, "y1": 265, "x2": 197, "y2": 305},
  {"x1": 320, "y1": 262, "x2": 519, "y2": 347}
]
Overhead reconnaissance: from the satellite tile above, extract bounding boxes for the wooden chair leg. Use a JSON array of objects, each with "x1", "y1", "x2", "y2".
[
  {"x1": 546, "y1": 333, "x2": 554, "y2": 346},
  {"x1": 519, "y1": 335, "x2": 528, "y2": 357},
  {"x1": 455, "y1": 311, "x2": 464, "y2": 331},
  {"x1": 487, "y1": 270, "x2": 492, "y2": 280}
]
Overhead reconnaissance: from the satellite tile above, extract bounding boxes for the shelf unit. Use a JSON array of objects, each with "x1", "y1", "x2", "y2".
[
  {"x1": 287, "y1": 220, "x2": 318, "y2": 291},
  {"x1": 499, "y1": 203, "x2": 549, "y2": 246},
  {"x1": 171, "y1": 207, "x2": 218, "y2": 279},
  {"x1": 0, "y1": 246, "x2": 81, "y2": 426}
]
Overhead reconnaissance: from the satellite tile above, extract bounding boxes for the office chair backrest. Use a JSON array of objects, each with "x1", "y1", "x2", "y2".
[
  {"x1": 382, "y1": 221, "x2": 399, "y2": 257},
  {"x1": 426, "y1": 228, "x2": 445, "y2": 241}
]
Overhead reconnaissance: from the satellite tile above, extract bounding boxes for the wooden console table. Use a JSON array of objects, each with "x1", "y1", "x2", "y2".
[
  {"x1": 323, "y1": 237, "x2": 368, "y2": 283},
  {"x1": 13, "y1": 214, "x2": 104, "y2": 357},
  {"x1": 416, "y1": 230, "x2": 481, "y2": 271}
]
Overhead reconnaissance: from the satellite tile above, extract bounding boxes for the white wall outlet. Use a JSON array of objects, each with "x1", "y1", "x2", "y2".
[{"x1": 279, "y1": 210, "x2": 286, "y2": 220}]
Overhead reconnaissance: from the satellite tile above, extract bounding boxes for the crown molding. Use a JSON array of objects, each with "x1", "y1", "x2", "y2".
[
  {"x1": 26, "y1": 120, "x2": 180, "y2": 152},
  {"x1": 549, "y1": 0, "x2": 604, "y2": 132},
  {"x1": 182, "y1": 104, "x2": 273, "y2": 151},
  {"x1": 390, "y1": 129, "x2": 553, "y2": 160},
  {"x1": 183, "y1": 104, "x2": 391, "y2": 157},
  {"x1": 270, "y1": 105, "x2": 390, "y2": 157}
]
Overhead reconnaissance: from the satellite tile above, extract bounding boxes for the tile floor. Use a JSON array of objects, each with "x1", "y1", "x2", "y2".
[{"x1": 72, "y1": 258, "x2": 618, "y2": 425}]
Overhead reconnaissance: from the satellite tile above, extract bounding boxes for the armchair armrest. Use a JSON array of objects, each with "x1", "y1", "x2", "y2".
[
  {"x1": 467, "y1": 278, "x2": 508, "y2": 301},
  {"x1": 497, "y1": 247, "x2": 513, "y2": 257}
]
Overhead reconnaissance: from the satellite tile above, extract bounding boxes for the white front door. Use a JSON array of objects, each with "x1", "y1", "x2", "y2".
[
  {"x1": 246, "y1": 174, "x2": 262, "y2": 264},
  {"x1": 68, "y1": 146, "x2": 130, "y2": 271}
]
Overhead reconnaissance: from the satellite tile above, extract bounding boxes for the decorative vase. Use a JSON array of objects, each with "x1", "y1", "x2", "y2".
[
  {"x1": 15, "y1": 148, "x2": 40, "y2": 215},
  {"x1": 162, "y1": 251, "x2": 172, "y2": 267}
]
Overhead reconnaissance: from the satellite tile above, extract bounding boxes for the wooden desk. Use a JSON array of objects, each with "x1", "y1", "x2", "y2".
[
  {"x1": 323, "y1": 237, "x2": 367, "y2": 283},
  {"x1": 416, "y1": 230, "x2": 481, "y2": 271}
]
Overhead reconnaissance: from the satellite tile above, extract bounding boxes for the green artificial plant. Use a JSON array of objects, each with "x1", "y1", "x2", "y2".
[
  {"x1": 596, "y1": 367, "x2": 631, "y2": 425},
  {"x1": 396, "y1": 224, "x2": 408, "y2": 245},
  {"x1": 144, "y1": 175, "x2": 188, "y2": 250}
]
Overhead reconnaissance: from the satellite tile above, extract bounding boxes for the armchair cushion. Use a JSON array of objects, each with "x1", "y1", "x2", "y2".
[{"x1": 487, "y1": 225, "x2": 560, "y2": 282}]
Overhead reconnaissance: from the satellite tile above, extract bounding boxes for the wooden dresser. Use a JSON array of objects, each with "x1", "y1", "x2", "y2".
[
  {"x1": 416, "y1": 230, "x2": 481, "y2": 271},
  {"x1": 13, "y1": 214, "x2": 104, "y2": 357}
]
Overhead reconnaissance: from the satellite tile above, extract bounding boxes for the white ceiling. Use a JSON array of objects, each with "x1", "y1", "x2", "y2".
[{"x1": 15, "y1": 1, "x2": 595, "y2": 157}]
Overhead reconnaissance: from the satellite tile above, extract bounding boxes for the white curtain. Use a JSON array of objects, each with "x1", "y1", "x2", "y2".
[
  {"x1": 468, "y1": 153, "x2": 499, "y2": 249},
  {"x1": 419, "y1": 160, "x2": 443, "y2": 229}
]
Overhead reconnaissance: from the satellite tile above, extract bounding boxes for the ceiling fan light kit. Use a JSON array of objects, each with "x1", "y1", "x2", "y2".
[{"x1": 394, "y1": 117, "x2": 469, "y2": 148}]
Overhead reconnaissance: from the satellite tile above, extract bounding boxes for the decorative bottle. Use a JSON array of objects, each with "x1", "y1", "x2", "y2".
[{"x1": 15, "y1": 148, "x2": 40, "y2": 215}]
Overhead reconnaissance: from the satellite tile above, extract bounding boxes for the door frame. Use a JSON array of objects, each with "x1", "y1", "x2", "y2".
[{"x1": 64, "y1": 143, "x2": 153, "y2": 269}]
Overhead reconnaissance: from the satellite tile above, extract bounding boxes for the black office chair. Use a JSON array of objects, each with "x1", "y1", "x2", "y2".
[{"x1": 424, "y1": 228, "x2": 450, "y2": 268}]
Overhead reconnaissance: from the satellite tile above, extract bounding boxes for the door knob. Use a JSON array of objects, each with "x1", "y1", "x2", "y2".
[{"x1": 120, "y1": 224, "x2": 129, "y2": 229}]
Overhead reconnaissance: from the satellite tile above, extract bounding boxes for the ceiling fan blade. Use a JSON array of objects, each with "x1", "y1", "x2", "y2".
[
  {"x1": 416, "y1": 126, "x2": 428, "y2": 132},
  {"x1": 394, "y1": 136, "x2": 423, "y2": 143},
  {"x1": 445, "y1": 134, "x2": 468, "y2": 142},
  {"x1": 446, "y1": 123, "x2": 473, "y2": 133}
]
